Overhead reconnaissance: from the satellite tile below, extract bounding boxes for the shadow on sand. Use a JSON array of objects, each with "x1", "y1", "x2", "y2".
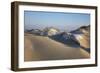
[
  {"x1": 49, "y1": 33, "x2": 80, "y2": 48},
  {"x1": 49, "y1": 34, "x2": 90, "y2": 53}
]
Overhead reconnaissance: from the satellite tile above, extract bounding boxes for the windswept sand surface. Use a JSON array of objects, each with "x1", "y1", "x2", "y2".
[
  {"x1": 24, "y1": 33, "x2": 90, "y2": 61},
  {"x1": 74, "y1": 34, "x2": 90, "y2": 49}
]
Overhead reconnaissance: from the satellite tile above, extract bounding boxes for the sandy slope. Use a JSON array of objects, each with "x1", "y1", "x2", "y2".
[
  {"x1": 24, "y1": 33, "x2": 90, "y2": 61},
  {"x1": 74, "y1": 34, "x2": 90, "y2": 48}
]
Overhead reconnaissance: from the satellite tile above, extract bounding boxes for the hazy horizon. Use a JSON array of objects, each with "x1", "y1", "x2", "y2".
[{"x1": 24, "y1": 11, "x2": 90, "y2": 32}]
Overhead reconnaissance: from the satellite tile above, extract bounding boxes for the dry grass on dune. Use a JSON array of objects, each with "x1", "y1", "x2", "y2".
[{"x1": 24, "y1": 33, "x2": 90, "y2": 61}]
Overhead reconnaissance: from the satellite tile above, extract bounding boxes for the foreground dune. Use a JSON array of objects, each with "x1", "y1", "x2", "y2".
[{"x1": 24, "y1": 33, "x2": 90, "y2": 61}]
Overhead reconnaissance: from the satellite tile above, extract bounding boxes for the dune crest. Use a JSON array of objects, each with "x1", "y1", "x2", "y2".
[{"x1": 24, "y1": 33, "x2": 90, "y2": 61}]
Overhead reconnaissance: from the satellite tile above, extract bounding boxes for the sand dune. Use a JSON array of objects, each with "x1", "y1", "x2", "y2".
[
  {"x1": 74, "y1": 34, "x2": 90, "y2": 49},
  {"x1": 24, "y1": 33, "x2": 90, "y2": 61}
]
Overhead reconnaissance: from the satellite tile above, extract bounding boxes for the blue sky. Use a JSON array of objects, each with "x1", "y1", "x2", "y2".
[{"x1": 24, "y1": 11, "x2": 90, "y2": 32}]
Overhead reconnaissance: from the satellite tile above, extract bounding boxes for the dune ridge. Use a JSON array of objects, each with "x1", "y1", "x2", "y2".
[{"x1": 24, "y1": 33, "x2": 90, "y2": 61}]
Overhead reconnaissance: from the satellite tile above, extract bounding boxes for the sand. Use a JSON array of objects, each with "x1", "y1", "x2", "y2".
[
  {"x1": 24, "y1": 33, "x2": 90, "y2": 61},
  {"x1": 74, "y1": 34, "x2": 90, "y2": 49}
]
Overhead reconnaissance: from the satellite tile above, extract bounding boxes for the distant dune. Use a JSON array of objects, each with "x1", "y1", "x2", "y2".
[{"x1": 24, "y1": 33, "x2": 90, "y2": 61}]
